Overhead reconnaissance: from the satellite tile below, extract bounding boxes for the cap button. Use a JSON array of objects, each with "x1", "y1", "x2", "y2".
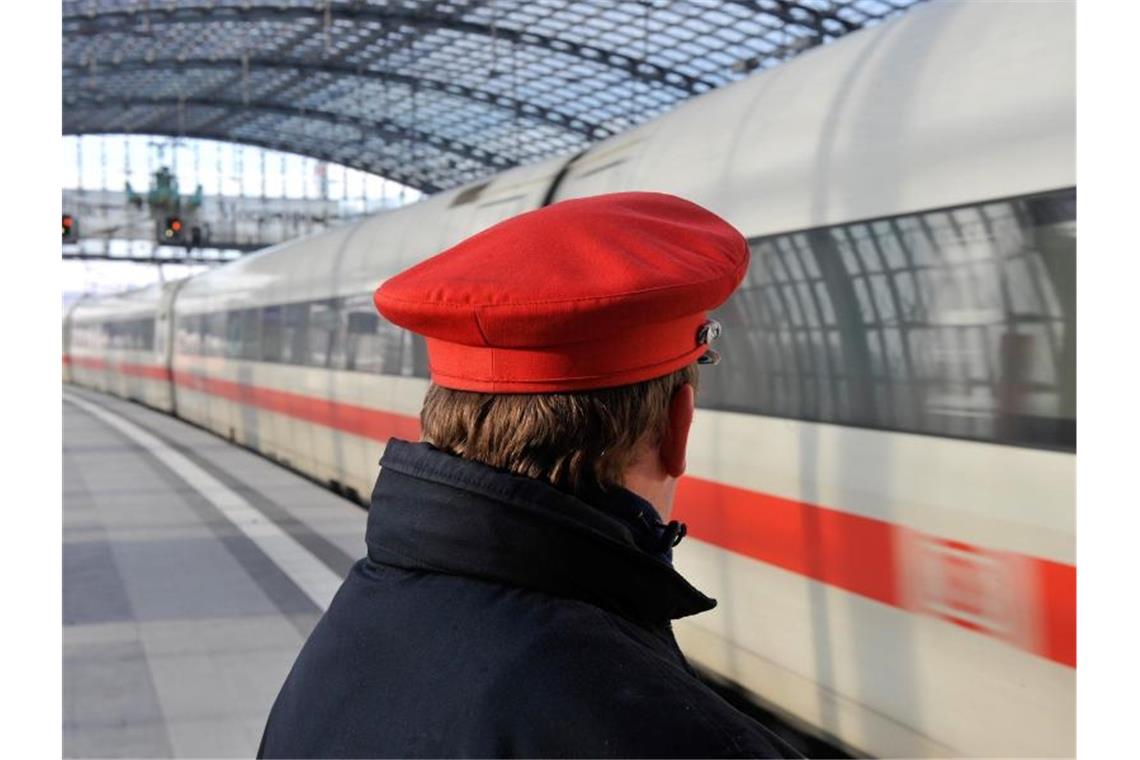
[
  {"x1": 696, "y1": 319, "x2": 722, "y2": 365},
  {"x1": 696, "y1": 319, "x2": 722, "y2": 346}
]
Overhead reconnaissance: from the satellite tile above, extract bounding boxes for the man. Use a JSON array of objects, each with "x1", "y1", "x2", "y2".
[{"x1": 259, "y1": 192, "x2": 799, "y2": 759}]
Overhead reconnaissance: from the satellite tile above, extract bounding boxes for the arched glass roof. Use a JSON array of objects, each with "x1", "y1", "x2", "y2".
[{"x1": 63, "y1": 0, "x2": 919, "y2": 194}]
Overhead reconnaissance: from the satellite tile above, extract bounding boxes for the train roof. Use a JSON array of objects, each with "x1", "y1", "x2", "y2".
[
  {"x1": 111, "y1": 0, "x2": 1076, "y2": 317},
  {"x1": 69, "y1": 281, "x2": 177, "y2": 323}
]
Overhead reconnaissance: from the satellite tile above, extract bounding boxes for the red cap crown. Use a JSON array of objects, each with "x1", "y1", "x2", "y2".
[{"x1": 374, "y1": 191, "x2": 748, "y2": 392}]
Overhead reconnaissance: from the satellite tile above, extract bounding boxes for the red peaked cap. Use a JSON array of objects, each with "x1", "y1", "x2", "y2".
[{"x1": 373, "y1": 191, "x2": 749, "y2": 393}]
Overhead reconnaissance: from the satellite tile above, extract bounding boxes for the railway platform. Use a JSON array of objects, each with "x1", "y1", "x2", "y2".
[{"x1": 62, "y1": 387, "x2": 365, "y2": 758}]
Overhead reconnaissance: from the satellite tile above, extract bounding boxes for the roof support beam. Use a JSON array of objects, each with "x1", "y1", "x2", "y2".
[
  {"x1": 64, "y1": 95, "x2": 521, "y2": 189},
  {"x1": 728, "y1": 0, "x2": 863, "y2": 34},
  {"x1": 66, "y1": 94, "x2": 515, "y2": 168},
  {"x1": 64, "y1": 57, "x2": 611, "y2": 139},
  {"x1": 63, "y1": 4, "x2": 719, "y2": 94},
  {"x1": 70, "y1": 125, "x2": 445, "y2": 195}
]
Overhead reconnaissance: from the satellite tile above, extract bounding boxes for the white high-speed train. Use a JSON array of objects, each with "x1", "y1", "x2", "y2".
[{"x1": 63, "y1": 2, "x2": 1076, "y2": 756}]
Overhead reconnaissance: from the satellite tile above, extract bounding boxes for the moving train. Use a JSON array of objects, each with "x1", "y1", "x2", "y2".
[{"x1": 63, "y1": 2, "x2": 1076, "y2": 756}]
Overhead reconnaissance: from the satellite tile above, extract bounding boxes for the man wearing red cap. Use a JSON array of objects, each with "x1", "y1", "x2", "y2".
[{"x1": 259, "y1": 192, "x2": 798, "y2": 758}]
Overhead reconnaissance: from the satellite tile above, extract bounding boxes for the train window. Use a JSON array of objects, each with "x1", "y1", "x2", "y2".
[
  {"x1": 225, "y1": 311, "x2": 244, "y2": 358},
  {"x1": 282, "y1": 303, "x2": 309, "y2": 364},
  {"x1": 239, "y1": 308, "x2": 262, "y2": 361},
  {"x1": 179, "y1": 316, "x2": 191, "y2": 355},
  {"x1": 176, "y1": 316, "x2": 196, "y2": 355},
  {"x1": 405, "y1": 334, "x2": 430, "y2": 378},
  {"x1": 262, "y1": 306, "x2": 284, "y2": 363},
  {"x1": 141, "y1": 318, "x2": 155, "y2": 352},
  {"x1": 83, "y1": 323, "x2": 96, "y2": 351},
  {"x1": 307, "y1": 300, "x2": 339, "y2": 368},
  {"x1": 703, "y1": 188, "x2": 1076, "y2": 450},
  {"x1": 195, "y1": 315, "x2": 207, "y2": 356},
  {"x1": 231, "y1": 297, "x2": 436, "y2": 382},
  {"x1": 197, "y1": 315, "x2": 208, "y2": 355},
  {"x1": 194, "y1": 314, "x2": 206, "y2": 355},
  {"x1": 328, "y1": 299, "x2": 349, "y2": 371},
  {"x1": 206, "y1": 312, "x2": 227, "y2": 357},
  {"x1": 111, "y1": 320, "x2": 135, "y2": 351},
  {"x1": 200, "y1": 316, "x2": 211, "y2": 356},
  {"x1": 411, "y1": 333, "x2": 429, "y2": 377},
  {"x1": 380, "y1": 321, "x2": 408, "y2": 375},
  {"x1": 343, "y1": 294, "x2": 381, "y2": 373}
]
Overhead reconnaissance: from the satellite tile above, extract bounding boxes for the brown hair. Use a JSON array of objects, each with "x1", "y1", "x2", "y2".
[{"x1": 420, "y1": 364, "x2": 700, "y2": 494}]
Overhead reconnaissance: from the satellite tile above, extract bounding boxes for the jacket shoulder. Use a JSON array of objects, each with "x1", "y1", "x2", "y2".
[{"x1": 472, "y1": 603, "x2": 799, "y2": 759}]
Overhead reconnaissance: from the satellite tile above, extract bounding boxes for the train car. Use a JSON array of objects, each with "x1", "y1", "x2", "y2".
[
  {"x1": 167, "y1": 156, "x2": 570, "y2": 503},
  {"x1": 62, "y1": 298, "x2": 82, "y2": 385},
  {"x1": 65, "y1": 281, "x2": 179, "y2": 412},
  {"x1": 63, "y1": 1, "x2": 1075, "y2": 756},
  {"x1": 550, "y1": 4, "x2": 1076, "y2": 758}
]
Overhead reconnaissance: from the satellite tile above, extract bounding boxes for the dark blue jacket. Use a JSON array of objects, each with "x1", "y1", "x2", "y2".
[{"x1": 258, "y1": 440, "x2": 798, "y2": 758}]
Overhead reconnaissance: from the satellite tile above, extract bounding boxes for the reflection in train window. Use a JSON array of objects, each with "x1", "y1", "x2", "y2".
[
  {"x1": 195, "y1": 315, "x2": 208, "y2": 355},
  {"x1": 262, "y1": 306, "x2": 284, "y2": 363},
  {"x1": 140, "y1": 319, "x2": 155, "y2": 352},
  {"x1": 344, "y1": 295, "x2": 382, "y2": 373},
  {"x1": 307, "y1": 300, "x2": 340, "y2": 368},
  {"x1": 280, "y1": 303, "x2": 305, "y2": 364},
  {"x1": 410, "y1": 333, "x2": 429, "y2": 378},
  {"x1": 239, "y1": 308, "x2": 262, "y2": 361},
  {"x1": 102, "y1": 318, "x2": 155, "y2": 352},
  {"x1": 205, "y1": 312, "x2": 227, "y2": 358},
  {"x1": 704, "y1": 188, "x2": 1076, "y2": 450},
  {"x1": 175, "y1": 315, "x2": 200, "y2": 355},
  {"x1": 225, "y1": 312, "x2": 244, "y2": 359}
]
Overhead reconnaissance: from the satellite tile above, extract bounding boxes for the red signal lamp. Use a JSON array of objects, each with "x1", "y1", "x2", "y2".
[
  {"x1": 164, "y1": 216, "x2": 185, "y2": 239},
  {"x1": 63, "y1": 214, "x2": 78, "y2": 242}
]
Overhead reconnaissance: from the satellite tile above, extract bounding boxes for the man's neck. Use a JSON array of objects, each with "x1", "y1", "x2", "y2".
[{"x1": 621, "y1": 467, "x2": 676, "y2": 522}]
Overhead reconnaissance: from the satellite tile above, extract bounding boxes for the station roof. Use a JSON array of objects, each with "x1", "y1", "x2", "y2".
[{"x1": 64, "y1": 0, "x2": 918, "y2": 194}]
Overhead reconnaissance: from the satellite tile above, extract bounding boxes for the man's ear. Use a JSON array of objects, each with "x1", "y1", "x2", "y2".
[{"x1": 661, "y1": 382, "x2": 695, "y2": 478}]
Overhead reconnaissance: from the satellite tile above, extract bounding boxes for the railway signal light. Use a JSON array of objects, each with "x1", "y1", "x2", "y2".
[
  {"x1": 62, "y1": 214, "x2": 78, "y2": 243},
  {"x1": 163, "y1": 216, "x2": 184, "y2": 242}
]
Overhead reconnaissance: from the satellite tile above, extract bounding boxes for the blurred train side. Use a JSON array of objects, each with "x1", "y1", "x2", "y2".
[
  {"x1": 65, "y1": 282, "x2": 179, "y2": 411},
  {"x1": 63, "y1": 2, "x2": 1076, "y2": 757}
]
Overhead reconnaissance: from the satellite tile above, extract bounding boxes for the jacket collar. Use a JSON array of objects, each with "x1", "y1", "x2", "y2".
[{"x1": 365, "y1": 439, "x2": 716, "y2": 624}]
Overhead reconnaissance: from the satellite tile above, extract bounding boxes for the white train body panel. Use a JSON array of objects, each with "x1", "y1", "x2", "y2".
[
  {"x1": 555, "y1": 0, "x2": 1075, "y2": 236},
  {"x1": 63, "y1": 2, "x2": 1076, "y2": 756},
  {"x1": 678, "y1": 412, "x2": 1074, "y2": 757},
  {"x1": 67, "y1": 282, "x2": 176, "y2": 412}
]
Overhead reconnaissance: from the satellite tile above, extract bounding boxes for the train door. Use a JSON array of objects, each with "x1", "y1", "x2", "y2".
[
  {"x1": 204, "y1": 309, "x2": 229, "y2": 437},
  {"x1": 277, "y1": 301, "x2": 312, "y2": 474},
  {"x1": 305, "y1": 298, "x2": 343, "y2": 488},
  {"x1": 334, "y1": 294, "x2": 384, "y2": 504},
  {"x1": 62, "y1": 297, "x2": 85, "y2": 384},
  {"x1": 551, "y1": 131, "x2": 650, "y2": 200},
  {"x1": 257, "y1": 303, "x2": 289, "y2": 465},
  {"x1": 153, "y1": 280, "x2": 184, "y2": 412},
  {"x1": 467, "y1": 194, "x2": 528, "y2": 237}
]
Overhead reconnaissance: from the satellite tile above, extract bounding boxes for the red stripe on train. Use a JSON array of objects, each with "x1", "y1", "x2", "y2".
[
  {"x1": 171, "y1": 368, "x2": 422, "y2": 443},
  {"x1": 672, "y1": 480, "x2": 1076, "y2": 669},
  {"x1": 1034, "y1": 558, "x2": 1076, "y2": 668},
  {"x1": 673, "y1": 478, "x2": 900, "y2": 607},
  {"x1": 66, "y1": 355, "x2": 171, "y2": 381},
  {"x1": 66, "y1": 355, "x2": 1076, "y2": 668}
]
